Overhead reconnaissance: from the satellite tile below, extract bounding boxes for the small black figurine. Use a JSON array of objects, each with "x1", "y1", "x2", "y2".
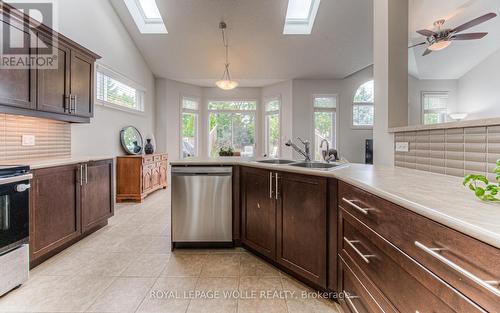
[{"x1": 144, "y1": 139, "x2": 154, "y2": 154}]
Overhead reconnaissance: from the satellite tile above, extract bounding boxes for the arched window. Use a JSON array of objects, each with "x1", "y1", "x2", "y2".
[{"x1": 353, "y1": 80, "x2": 374, "y2": 127}]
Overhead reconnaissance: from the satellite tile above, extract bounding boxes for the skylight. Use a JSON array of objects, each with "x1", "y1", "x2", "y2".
[
  {"x1": 283, "y1": 0, "x2": 321, "y2": 35},
  {"x1": 124, "y1": 0, "x2": 167, "y2": 34}
]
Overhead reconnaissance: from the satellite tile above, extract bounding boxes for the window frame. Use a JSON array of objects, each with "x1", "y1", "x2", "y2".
[
  {"x1": 180, "y1": 95, "x2": 200, "y2": 159},
  {"x1": 206, "y1": 98, "x2": 258, "y2": 158},
  {"x1": 313, "y1": 94, "x2": 338, "y2": 161},
  {"x1": 95, "y1": 64, "x2": 146, "y2": 114},
  {"x1": 264, "y1": 95, "x2": 282, "y2": 158},
  {"x1": 421, "y1": 91, "x2": 449, "y2": 125},
  {"x1": 352, "y1": 80, "x2": 374, "y2": 130}
]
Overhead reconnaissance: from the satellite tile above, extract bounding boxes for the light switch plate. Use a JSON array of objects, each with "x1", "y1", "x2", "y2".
[
  {"x1": 395, "y1": 142, "x2": 409, "y2": 152},
  {"x1": 22, "y1": 135, "x2": 35, "y2": 146}
]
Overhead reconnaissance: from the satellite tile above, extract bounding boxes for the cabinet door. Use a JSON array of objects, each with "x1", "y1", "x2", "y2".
[
  {"x1": 37, "y1": 35, "x2": 71, "y2": 114},
  {"x1": 241, "y1": 167, "x2": 276, "y2": 259},
  {"x1": 151, "y1": 163, "x2": 161, "y2": 188},
  {"x1": 30, "y1": 164, "x2": 81, "y2": 263},
  {"x1": 159, "y1": 161, "x2": 168, "y2": 187},
  {"x1": 0, "y1": 20, "x2": 36, "y2": 109},
  {"x1": 81, "y1": 160, "x2": 114, "y2": 233},
  {"x1": 70, "y1": 51, "x2": 94, "y2": 117},
  {"x1": 277, "y1": 172, "x2": 328, "y2": 288},
  {"x1": 142, "y1": 166, "x2": 152, "y2": 192}
]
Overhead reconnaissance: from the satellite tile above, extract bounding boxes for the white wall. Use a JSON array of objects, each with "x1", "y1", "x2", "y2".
[
  {"x1": 262, "y1": 81, "x2": 293, "y2": 159},
  {"x1": 458, "y1": 48, "x2": 500, "y2": 120},
  {"x1": 56, "y1": 0, "x2": 155, "y2": 157},
  {"x1": 408, "y1": 76, "x2": 459, "y2": 125}
]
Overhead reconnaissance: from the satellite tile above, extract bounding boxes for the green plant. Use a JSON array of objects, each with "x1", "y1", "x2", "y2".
[
  {"x1": 219, "y1": 146, "x2": 234, "y2": 157},
  {"x1": 463, "y1": 160, "x2": 500, "y2": 202}
]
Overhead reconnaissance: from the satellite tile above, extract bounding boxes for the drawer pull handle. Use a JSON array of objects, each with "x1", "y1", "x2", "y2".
[
  {"x1": 342, "y1": 198, "x2": 370, "y2": 215},
  {"x1": 415, "y1": 241, "x2": 500, "y2": 297},
  {"x1": 344, "y1": 237, "x2": 376, "y2": 264},
  {"x1": 344, "y1": 293, "x2": 361, "y2": 313}
]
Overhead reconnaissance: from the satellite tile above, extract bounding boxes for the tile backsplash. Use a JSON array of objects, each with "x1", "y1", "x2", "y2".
[
  {"x1": 0, "y1": 114, "x2": 70, "y2": 162},
  {"x1": 395, "y1": 125, "x2": 500, "y2": 180}
]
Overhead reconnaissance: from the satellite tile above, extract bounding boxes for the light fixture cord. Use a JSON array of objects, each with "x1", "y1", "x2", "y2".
[{"x1": 221, "y1": 25, "x2": 231, "y2": 80}]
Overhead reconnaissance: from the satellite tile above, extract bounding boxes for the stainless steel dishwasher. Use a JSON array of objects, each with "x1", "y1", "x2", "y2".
[{"x1": 171, "y1": 166, "x2": 232, "y2": 247}]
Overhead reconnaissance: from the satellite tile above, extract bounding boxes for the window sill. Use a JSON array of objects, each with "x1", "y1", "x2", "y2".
[
  {"x1": 96, "y1": 100, "x2": 146, "y2": 115},
  {"x1": 351, "y1": 125, "x2": 373, "y2": 130}
]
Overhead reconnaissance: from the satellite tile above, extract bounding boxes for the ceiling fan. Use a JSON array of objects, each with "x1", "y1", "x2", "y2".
[{"x1": 409, "y1": 12, "x2": 497, "y2": 56}]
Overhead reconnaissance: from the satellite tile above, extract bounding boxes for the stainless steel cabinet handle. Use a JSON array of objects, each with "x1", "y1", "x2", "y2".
[
  {"x1": 84, "y1": 164, "x2": 88, "y2": 184},
  {"x1": 415, "y1": 241, "x2": 500, "y2": 297},
  {"x1": 269, "y1": 172, "x2": 273, "y2": 199},
  {"x1": 342, "y1": 198, "x2": 370, "y2": 215},
  {"x1": 79, "y1": 165, "x2": 83, "y2": 186},
  {"x1": 344, "y1": 237, "x2": 376, "y2": 264},
  {"x1": 344, "y1": 294, "x2": 361, "y2": 313},
  {"x1": 275, "y1": 173, "x2": 279, "y2": 200}
]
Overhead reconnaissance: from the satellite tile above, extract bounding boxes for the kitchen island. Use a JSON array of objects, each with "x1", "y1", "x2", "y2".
[{"x1": 171, "y1": 158, "x2": 500, "y2": 312}]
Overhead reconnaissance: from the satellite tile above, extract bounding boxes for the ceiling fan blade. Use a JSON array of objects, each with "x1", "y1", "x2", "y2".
[
  {"x1": 453, "y1": 12, "x2": 497, "y2": 33},
  {"x1": 417, "y1": 29, "x2": 436, "y2": 37},
  {"x1": 451, "y1": 32, "x2": 488, "y2": 40},
  {"x1": 422, "y1": 49, "x2": 433, "y2": 56},
  {"x1": 408, "y1": 42, "x2": 426, "y2": 48}
]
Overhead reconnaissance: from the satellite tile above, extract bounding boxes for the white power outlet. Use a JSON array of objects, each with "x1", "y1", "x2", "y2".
[
  {"x1": 395, "y1": 142, "x2": 409, "y2": 152},
  {"x1": 22, "y1": 135, "x2": 35, "y2": 146}
]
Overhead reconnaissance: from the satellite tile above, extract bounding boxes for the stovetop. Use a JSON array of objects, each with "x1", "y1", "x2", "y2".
[{"x1": 0, "y1": 165, "x2": 30, "y2": 178}]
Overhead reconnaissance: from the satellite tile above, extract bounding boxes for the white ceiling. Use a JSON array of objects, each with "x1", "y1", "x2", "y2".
[
  {"x1": 109, "y1": 0, "x2": 373, "y2": 87},
  {"x1": 409, "y1": 0, "x2": 500, "y2": 79}
]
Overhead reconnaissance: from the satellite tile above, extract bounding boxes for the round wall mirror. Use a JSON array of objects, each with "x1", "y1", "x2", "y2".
[{"x1": 120, "y1": 126, "x2": 143, "y2": 155}]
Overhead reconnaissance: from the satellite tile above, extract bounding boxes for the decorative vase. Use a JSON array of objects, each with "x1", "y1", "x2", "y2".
[{"x1": 144, "y1": 139, "x2": 154, "y2": 155}]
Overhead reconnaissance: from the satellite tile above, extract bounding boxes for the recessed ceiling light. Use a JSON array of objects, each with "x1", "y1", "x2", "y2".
[
  {"x1": 283, "y1": 0, "x2": 321, "y2": 35},
  {"x1": 124, "y1": 0, "x2": 167, "y2": 34}
]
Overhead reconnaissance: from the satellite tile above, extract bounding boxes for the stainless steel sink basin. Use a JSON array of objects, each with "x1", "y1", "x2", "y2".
[
  {"x1": 257, "y1": 159, "x2": 296, "y2": 165},
  {"x1": 289, "y1": 162, "x2": 340, "y2": 169}
]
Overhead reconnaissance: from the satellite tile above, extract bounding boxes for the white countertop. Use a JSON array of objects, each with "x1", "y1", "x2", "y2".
[
  {"x1": 1, "y1": 156, "x2": 115, "y2": 169},
  {"x1": 171, "y1": 158, "x2": 500, "y2": 249}
]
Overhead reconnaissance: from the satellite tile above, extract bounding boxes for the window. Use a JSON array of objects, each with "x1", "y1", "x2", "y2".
[
  {"x1": 124, "y1": 0, "x2": 167, "y2": 34},
  {"x1": 314, "y1": 95, "x2": 337, "y2": 161},
  {"x1": 283, "y1": 0, "x2": 321, "y2": 34},
  {"x1": 353, "y1": 80, "x2": 374, "y2": 128},
  {"x1": 181, "y1": 97, "x2": 199, "y2": 158},
  {"x1": 422, "y1": 92, "x2": 448, "y2": 125},
  {"x1": 208, "y1": 100, "x2": 257, "y2": 158},
  {"x1": 96, "y1": 65, "x2": 145, "y2": 112},
  {"x1": 265, "y1": 97, "x2": 281, "y2": 158}
]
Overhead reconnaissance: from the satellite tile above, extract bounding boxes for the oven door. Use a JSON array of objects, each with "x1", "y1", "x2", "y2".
[{"x1": 0, "y1": 175, "x2": 31, "y2": 255}]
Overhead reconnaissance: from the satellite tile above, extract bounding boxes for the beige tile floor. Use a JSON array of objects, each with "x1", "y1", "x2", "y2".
[{"x1": 0, "y1": 189, "x2": 342, "y2": 313}]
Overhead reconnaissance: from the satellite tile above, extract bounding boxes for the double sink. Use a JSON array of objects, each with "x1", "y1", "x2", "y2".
[{"x1": 256, "y1": 159, "x2": 343, "y2": 169}]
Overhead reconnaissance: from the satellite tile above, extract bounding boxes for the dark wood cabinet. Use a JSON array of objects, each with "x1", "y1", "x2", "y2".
[
  {"x1": 241, "y1": 167, "x2": 276, "y2": 259},
  {"x1": 240, "y1": 167, "x2": 329, "y2": 289},
  {"x1": 0, "y1": 3, "x2": 100, "y2": 123},
  {"x1": 70, "y1": 51, "x2": 94, "y2": 117},
  {"x1": 116, "y1": 154, "x2": 168, "y2": 202},
  {"x1": 276, "y1": 171, "x2": 327, "y2": 288},
  {"x1": 0, "y1": 20, "x2": 36, "y2": 110},
  {"x1": 81, "y1": 160, "x2": 114, "y2": 233},
  {"x1": 37, "y1": 35, "x2": 71, "y2": 115},
  {"x1": 30, "y1": 164, "x2": 81, "y2": 266},
  {"x1": 30, "y1": 159, "x2": 114, "y2": 268}
]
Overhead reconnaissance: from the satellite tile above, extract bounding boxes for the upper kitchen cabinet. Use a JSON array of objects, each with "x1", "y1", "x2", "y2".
[
  {"x1": 0, "y1": 20, "x2": 36, "y2": 110},
  {"x1": 0, "y1": 3, "x2": 100, "y2": 123}
]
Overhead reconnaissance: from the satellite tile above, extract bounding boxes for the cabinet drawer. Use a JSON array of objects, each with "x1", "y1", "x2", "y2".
[
  {"x1": 153, "y1": 155, "x2": 161, "y2": 162},
  {"x1": 339, "y1": 181, "x2": 500, "y2": 312},
  {"x1": 161, "y1": 154, "x2": 168, "y2": 160},
  {"x1": 340, "y1": 209, "x2": 484, "y2": 313},
  {"x1": 143, "y1": 156, "x2": 154, "y2": 164},
  {"x1": 339, "y1": 256, "x2": 395, "y2": 313}
]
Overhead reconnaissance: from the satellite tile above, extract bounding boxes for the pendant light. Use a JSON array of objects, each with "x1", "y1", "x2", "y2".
[{"x1": 216, "y1": 22, "x2": 239, "y2": 90}]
